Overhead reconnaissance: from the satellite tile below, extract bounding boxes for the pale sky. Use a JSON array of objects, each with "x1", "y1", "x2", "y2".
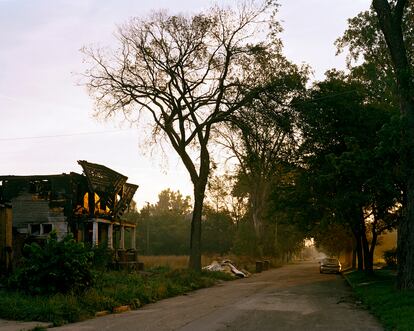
[{"x1": 0, "y1": 0, "x2": 371, "y2": 208}]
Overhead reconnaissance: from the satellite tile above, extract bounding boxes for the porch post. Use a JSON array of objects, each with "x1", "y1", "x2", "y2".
[
  {"x1": 120, "y1": 225, "x2": 125, "y2": 250},
  {"x1": 92, "y1": 220, "x2": 98, "y2": 246},
  {"x1": 108, "y1": 223, "x2": 113, "y2": 249},
  {"x1": 131, "y1": 226, "x2": 136, "y2": 250}
]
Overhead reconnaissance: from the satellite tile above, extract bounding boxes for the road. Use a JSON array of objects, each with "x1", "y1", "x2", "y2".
[{"x1": 50, "y1": 262, "x2": 382, "y2": 331}]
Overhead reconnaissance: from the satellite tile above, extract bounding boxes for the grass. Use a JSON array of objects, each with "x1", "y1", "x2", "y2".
[
  {"x1": 0, "y1": 267, "x2": 233, "y2": 326},
  {"x1": 138, "y1": 255, "x2": 191, "y2": 269},
  {"x1": 345, "y1": 269, "x2": 414, "y2": 331}
]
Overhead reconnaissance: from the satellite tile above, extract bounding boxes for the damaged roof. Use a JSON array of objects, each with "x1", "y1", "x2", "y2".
[
  {"x1": 77, "y1": 160, "x2": 138, "y2": 217},
  {"x1": 78, "y1": 160, "x2": 127, "y2": 196}
]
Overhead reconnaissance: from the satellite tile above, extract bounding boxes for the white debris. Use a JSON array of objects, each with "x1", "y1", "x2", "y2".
[{"x1": 203, "y1": 260, "x2": 249, "y2": 278}]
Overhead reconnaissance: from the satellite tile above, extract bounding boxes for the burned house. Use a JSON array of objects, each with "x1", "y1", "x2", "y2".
[{"x1": 0, "y1": 160, "x2": 138, "y2": 271}]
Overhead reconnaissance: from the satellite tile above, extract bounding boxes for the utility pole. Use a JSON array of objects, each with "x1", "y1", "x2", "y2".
[{"x1": 145, "y1": 202, "x2": 150, "y2": 254}]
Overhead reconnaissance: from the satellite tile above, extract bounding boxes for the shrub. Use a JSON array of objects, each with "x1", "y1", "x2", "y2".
[
  {"x1": 383, "y1": 248, "x2": 397, "y2": 269},
  {"x1": 90, "y1": 244, "x2": 114, "y2": 270},
  {"x1": 9, "y1": 232, "x2": 94, "y2": 295}
]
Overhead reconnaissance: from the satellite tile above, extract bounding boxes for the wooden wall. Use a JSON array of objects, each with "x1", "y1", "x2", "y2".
[{"x1": 0, "y1": 206, "x2": 12, "y2": 272}]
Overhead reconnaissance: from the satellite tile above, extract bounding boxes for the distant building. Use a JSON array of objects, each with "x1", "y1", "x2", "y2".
[{"x1": 0, "y1": 160, "x2": 138, "y2": 272}]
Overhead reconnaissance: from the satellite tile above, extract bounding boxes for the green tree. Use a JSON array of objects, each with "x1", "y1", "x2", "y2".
[
  {"x1": 232, "y1": 217, "x2": 258, "y2": 256},
  {"x1": 313, "y1": 223, "x2": 353, "y2": 259},
  {"x1": 136, "y1": 189, "x2": 191, "y2": 255},
  {"x1": 202, "y1": 207, "x2": 235, "y2": 255},
  {"x1": 83, "y1": 1, "x2": 283, "y2": 270},
  {"x1": 295, "y1": 73, "x2": 400, "y2": 274},
  {"x1": 372, "y1": 0, "x2": 414, "y2": 289},
  {"x1": 153, "y1": 189, "x2": 191, "y2": 216},
  {"x1": 337, "y1": 0, "x2": 413, "y2": 286},
  {"x1": 266, "y1": 164, "x2": 309, "y2": 260},
  {"x1": 217, "y1": 66, "x2": 307, "y2": 256}
]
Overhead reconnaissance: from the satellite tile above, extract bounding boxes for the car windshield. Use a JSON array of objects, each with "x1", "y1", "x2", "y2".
[{"x1": 322, "y1": 258, "x2": 338, "y2": 264}]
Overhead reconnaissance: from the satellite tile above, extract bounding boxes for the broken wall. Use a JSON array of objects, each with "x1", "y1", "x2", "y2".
[{"x1": 11, "y1": 192, "x2": 68, "y2": 239}]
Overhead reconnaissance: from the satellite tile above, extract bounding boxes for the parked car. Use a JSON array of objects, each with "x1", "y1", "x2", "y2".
[{"x1": 319, "y1": 258, "x2": 341, "y2": 274}]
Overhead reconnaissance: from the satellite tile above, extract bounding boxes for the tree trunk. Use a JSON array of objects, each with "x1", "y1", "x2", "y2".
[
  {"x1": 353, "y1": 228, "x2": 364, "y2": 271},
  {"x1": 360, "y1": 212, "x2": 374, "y2": 275},
  {"x1": 362, "y1": 231, "x2": 374, "y2": 275},
  {"x1": 367, "y1": 218, "x2": 379, "y2": 275},
  {"x1": 189, "y1": 183, "x2": 204, "y2": 271},
  {"x1": 250, "y1": 178, "x2": 267, "y2": 257},
  {"x1": 188, "y1": 147, "x2": 209, "y2": 271},
  {"x1": 397, "y1": 204, "x2": 414, "y2": 288},
  {"x1": 273, "y1": 221, "x2": 278, "y2": 253},
  {"x1": 352, "y1": 245, "x2": 357, "y2": 269},
  {"x1": 373, "y1": 0, "x2": 414, "y2": 289}
]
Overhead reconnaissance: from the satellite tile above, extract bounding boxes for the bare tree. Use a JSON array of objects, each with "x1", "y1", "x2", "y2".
[
  {"x1": 372, "y1": 0, "x2": 414, "y2": 289},
  {"x1": 82, "y1": 1, "x2": 280, "y2": 270}
]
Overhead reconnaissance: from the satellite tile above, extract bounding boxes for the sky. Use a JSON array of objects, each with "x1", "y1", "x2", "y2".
[{"x1": 0, "y1": 0, "x2": 371, "y2": 208}]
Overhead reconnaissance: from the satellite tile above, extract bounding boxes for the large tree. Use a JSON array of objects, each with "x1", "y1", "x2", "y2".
[
  {"x1": 83, "y1": 1, "x2": 282, "y2": 270},
  {"x1": 217, "y1": 66, "x2": 306, "y2": 256},
  {"x1": 295, "y1": 73, "x2": 400, "y2": 274},
  {"x1": 371, "y1": 0, "x2": 414, "y2": 289},
  {"x1": 336, "y1": 0, "x2": 412, "y2": 282}
]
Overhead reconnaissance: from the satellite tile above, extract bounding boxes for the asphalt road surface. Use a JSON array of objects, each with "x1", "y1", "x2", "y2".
[{"x1": 51, "y1": 262, "x2": 382, "y2": 331}]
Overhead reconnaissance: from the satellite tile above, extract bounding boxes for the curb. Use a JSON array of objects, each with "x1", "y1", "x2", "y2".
[
  {"x1": 112, "y1": 305, "x2": 130, "y2": 314},
  {"x1": 0, "y1": 319, "x2": 52, "y2": 331},
  {"x1": 341, "y1": 269, "x2": 355, "y2": 288},
  {"x1": 94, "y1": 311, "x2": 110, "y2": 317}
]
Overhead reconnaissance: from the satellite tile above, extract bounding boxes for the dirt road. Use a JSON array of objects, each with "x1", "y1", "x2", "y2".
[{"x1": 50, "y1": 262, "x2": 382, "y2": 331}]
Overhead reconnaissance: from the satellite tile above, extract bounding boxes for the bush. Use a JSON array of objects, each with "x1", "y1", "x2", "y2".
[
  {"x1": 90, "y1": 244, "x2": 114, "y2": 270},
  {"x1": 383, "y1": 248, "x2": 397, "y2": 268},
  {"x1": 9, "y1": 232, "x2": 94, "y2": 295}
]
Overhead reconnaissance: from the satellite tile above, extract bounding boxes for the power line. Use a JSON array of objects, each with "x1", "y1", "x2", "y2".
[
  {"x1": 0, "y1": 89, "x2": 361, "y2": 142},
  {"x1": 0, "y1": 129, "x2": 135, "y2": 142}
]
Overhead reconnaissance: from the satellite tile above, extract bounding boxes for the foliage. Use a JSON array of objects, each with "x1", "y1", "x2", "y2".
[
  {"x1": 139, "y1": 213, "x2": 191, "y2": 255},
  {"x1": 232, "y1": 217, "x2": 259, "y2": 256},
  {"x1": 151, "y1": 189, "x2": 192, "y2": 217},
  {"x1": 131, "y1": 189, "x2": 191, "y2": 255},
  {"x1": 294, "y1": 72, "x2": 400, "y2": 272},
  {"x1": 8, "y1": 233, "x2": 94, "y2": 295},
  {"x1": 313, "y1": 223, "x2": 353, "y2": 258},
  {"x1": 337, "y1": 0, "x2": 413, "y2": 285},
  {"x1": 206, "y1": 173, "x2": 247, "y2": 224},
  {"x1": 216, "y1": 64, "x2": 308, "y2": 256},
  {"x1": 265, "y1": 164, "x2": 309, "y2": 259},
  {"x1": 335, "y1": 1, "x2": 413, "y2": 106},
  {"x1": 132, "y1": 188, "x2": 237, "y2": 256},
  {"x1": 383, "y1": 248, "x2": 398, "y2": 269},
  {"x1": 346, "y1": 269, "x2": 414, "y2": 331},
  {"x1": 202, "y1": 207, "x2": 235, "y2": 255},
  {"x1": 90, "y1": 243, "x2": 114, "y2": 270},
  {"x1": 0, "y1": 267, "x2": 232, "y2": 326}
]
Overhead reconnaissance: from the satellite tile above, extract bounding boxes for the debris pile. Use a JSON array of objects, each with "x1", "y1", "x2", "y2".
[{"x1": 203, "y1": 260, "x2": 249, "y2": 278}]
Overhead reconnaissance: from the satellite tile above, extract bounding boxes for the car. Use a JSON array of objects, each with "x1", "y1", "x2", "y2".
[{"x1": 319, "y1": 258, "x2": 341, "y2": 274}]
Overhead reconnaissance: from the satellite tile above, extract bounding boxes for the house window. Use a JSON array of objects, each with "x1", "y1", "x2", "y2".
[
  {"x1": 30, "y1": 224, "x2": 40, "y2": 235},
  {"x1": 42, "y1": 224, "x2": 53, "y2": 234}
]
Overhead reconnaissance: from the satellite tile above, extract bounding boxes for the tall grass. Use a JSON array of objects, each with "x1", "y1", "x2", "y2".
[{"x1": 0, "y1": 267, "x2": 233, "y2": 326}]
